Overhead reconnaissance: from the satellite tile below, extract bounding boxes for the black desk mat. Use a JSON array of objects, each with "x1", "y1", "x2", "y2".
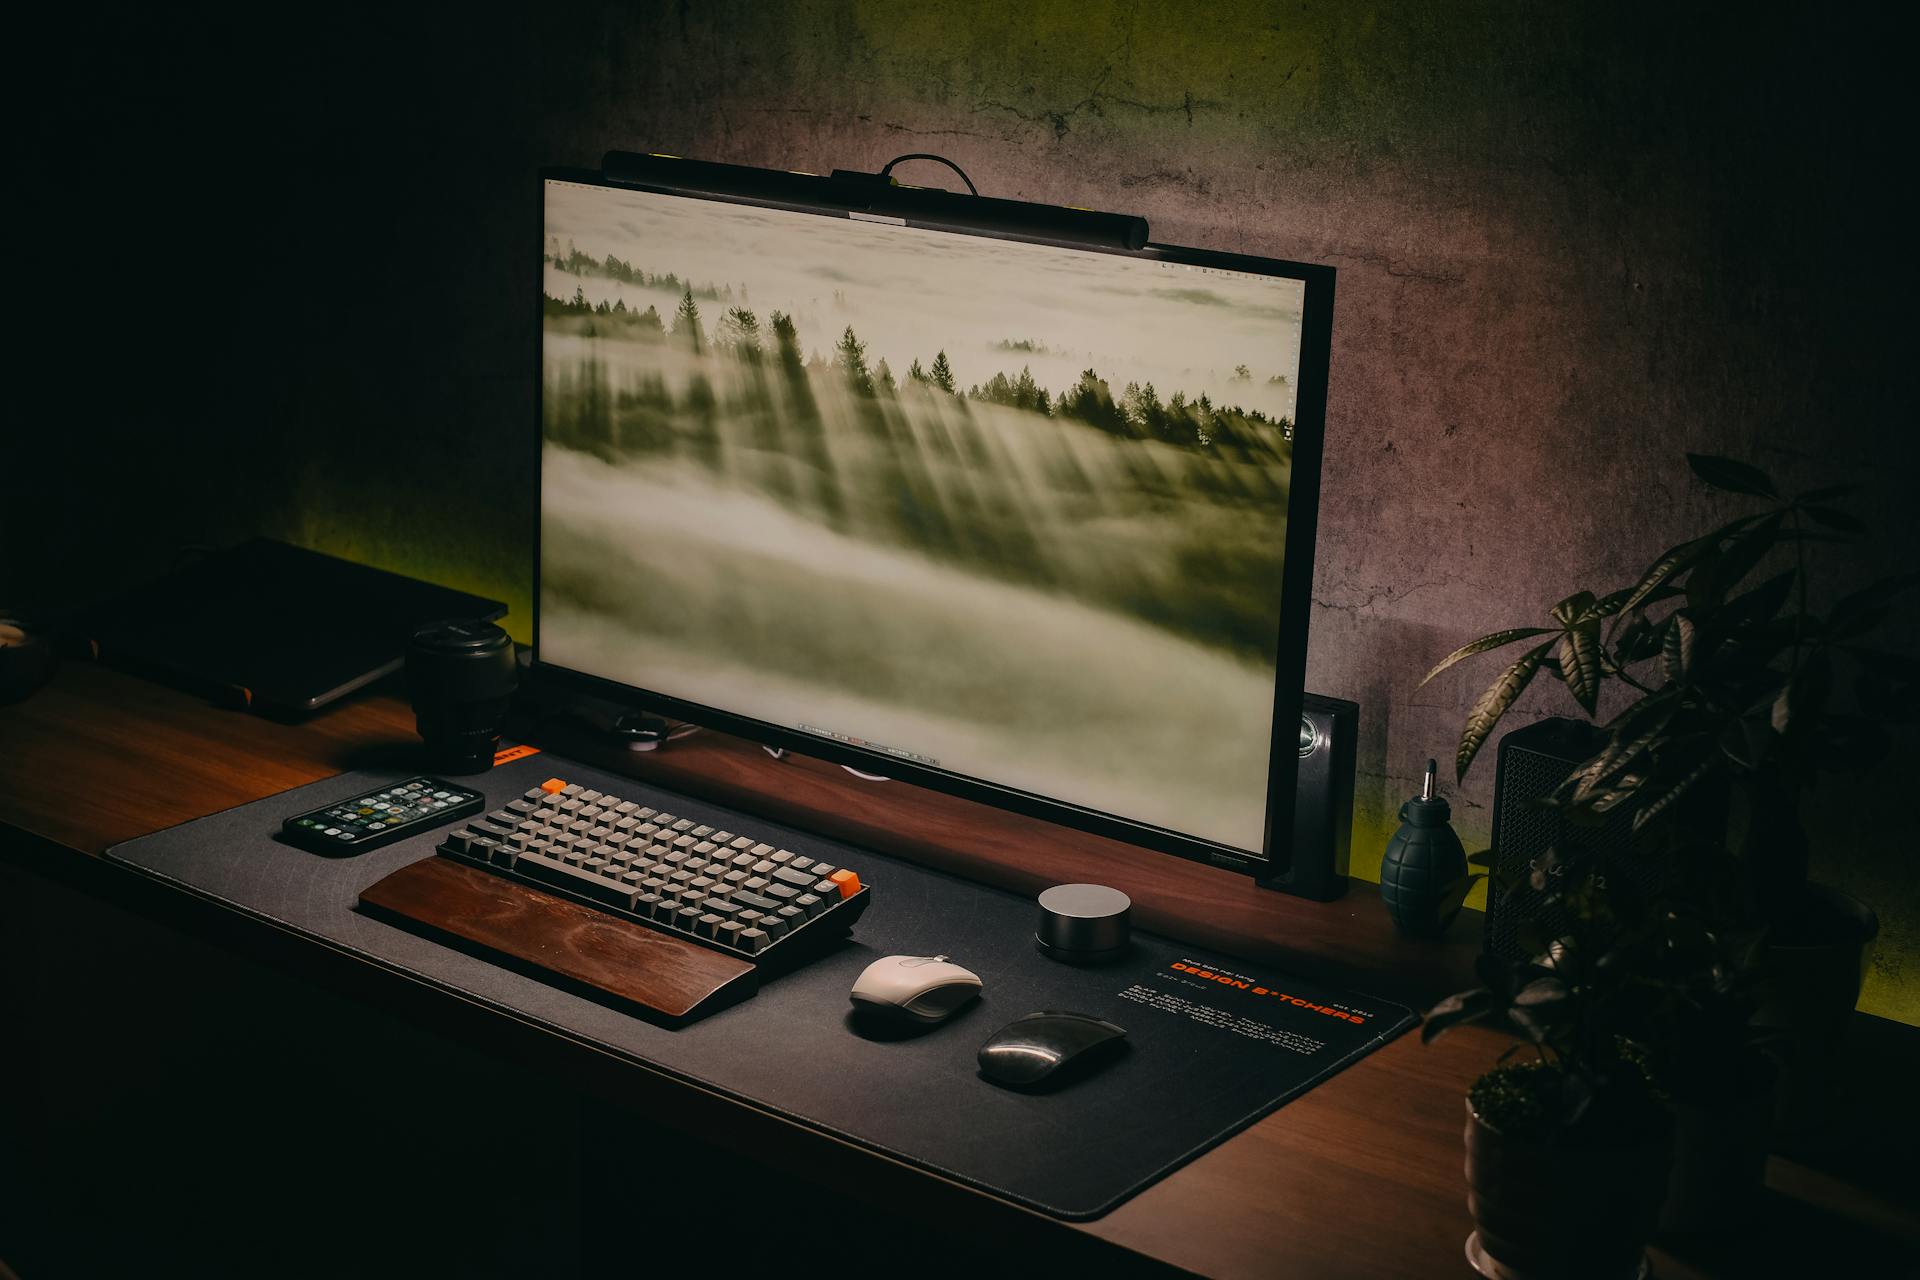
[{"x1": 107, "y1": 753, "x2": 1414, "y2": 1220}]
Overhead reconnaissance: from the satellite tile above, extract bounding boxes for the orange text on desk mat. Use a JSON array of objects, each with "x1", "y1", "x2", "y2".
[
  {"x1": 493, "y1": 744, "x2": 542, "y2": 765},
  {"x1": 1167, "y1": 962, "x2": 1370, "y2": 1024}
]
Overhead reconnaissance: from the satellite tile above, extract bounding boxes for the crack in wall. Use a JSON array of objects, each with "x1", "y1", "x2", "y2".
[
  {"x1": 1322, "y1": 249, "x2": 1465, "y2": 286},
  {"x1": 1311, "y1": 575, "x2": 1460, "y2": 616},
  {"x1": 972, "y1": 65, "x2": 1224, "y2": 140}
]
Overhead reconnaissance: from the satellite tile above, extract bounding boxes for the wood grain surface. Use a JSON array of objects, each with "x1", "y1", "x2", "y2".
[{"x1": 357, "y1": 855, "x2": 759, "y2": 1023}]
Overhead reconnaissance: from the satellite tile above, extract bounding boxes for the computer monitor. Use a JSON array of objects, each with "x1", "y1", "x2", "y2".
[{"x1": 534, "y1": 163, "x2": 1331, "y2": 881}]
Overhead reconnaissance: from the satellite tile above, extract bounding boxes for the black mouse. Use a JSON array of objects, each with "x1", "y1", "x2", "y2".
[{"x1": 977, "y1": 1011, "x2": 1128, "y2": 1090}]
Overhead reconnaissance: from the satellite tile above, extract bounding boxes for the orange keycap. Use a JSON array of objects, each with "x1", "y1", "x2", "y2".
[
  {"x1": 540, "y1": 777, "x2": 568, "y2": 794},
  {"x1": 829, "y1": 869, "x2": 862, "y2": 899}
]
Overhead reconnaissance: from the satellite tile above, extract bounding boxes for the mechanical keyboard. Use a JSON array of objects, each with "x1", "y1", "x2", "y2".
[{"x1": 437, "y1": 776, "x2": 872, "y2": 964}]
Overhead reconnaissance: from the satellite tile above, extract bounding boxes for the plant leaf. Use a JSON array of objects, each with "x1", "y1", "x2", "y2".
[
  {"x1": 1586, "y1": 586, "x2": 1646, "y2": 621},
  {"x1": 1687, "y1": 453, "x2": 1778, "y2": 498},
  {"x1": 1551, "y1": 591, "x2": 1597, "y2": 626},
  {"x1": 1802, "y1": 505, "x2": 1867, "y2": 533},
  {"x1": 1617, "y1": 538, "x2": 1712, "y2": 618},
  {"x1": 1556, "y1": 620, "x2": 1603, "y2": 715},
  {"x1": 1720, "y1": 569, "x2": 1798, "y2": 633},
  {"x1": 1719, "y1": 714, "x2": 1775, "y2": 771},
  {"x1": 1796, "y1": 483, "x2": 1858, "y2": 503},
  {"x1": 1417, "y1": 627, "x2": 1556, "y2": 689},
  {"x1": 1831, "y1": 570, "x2": 1920, "y2": 628},
  {"x1": 1565, "y1": 699, "x2": 1679, "y2": 806},
  {"x1": 1512, "y1": 977, "x2": 1570, "y2": 1009},
  {"x1": 1663, "y1": 612, "x2": 1695, "y2": 682},
  {"x1": 1632, "y1": 758, "x2": 1714, "y2": 832},
  {"x1": 1688, "y1": 512, "x2": 1786, "y2": 610},
  {"x1": 1590, "y1": 779, "x2": 1645, "y2": 813},
  {"x1": 1456, "y1": 641, "x2": 1555, "y2": 782},
  {"x1": 1421, "y1": 988, "x2": 1496, "y2": 1043}
]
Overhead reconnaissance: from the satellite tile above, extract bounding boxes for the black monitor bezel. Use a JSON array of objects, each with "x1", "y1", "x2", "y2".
[{"x1": 531, "y1": 166, "x2": 1333, "y2": 880}]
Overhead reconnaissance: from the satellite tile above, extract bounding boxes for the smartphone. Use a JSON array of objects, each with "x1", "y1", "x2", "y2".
[{"x1": 281, "y1": 776, "x2": 485, "y2": 854}]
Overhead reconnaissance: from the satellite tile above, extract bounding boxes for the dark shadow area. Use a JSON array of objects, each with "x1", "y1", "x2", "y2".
[
  {"x1": 844, "y1": 1000, "x2": 984, "y2": 1042},
  {"x1": 0, "y1": 862, "x2": 1021, "y2": 1279}
]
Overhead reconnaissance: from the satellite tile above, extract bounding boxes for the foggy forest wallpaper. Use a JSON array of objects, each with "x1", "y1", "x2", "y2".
[{"x1": 538, "y1": 180, "x2": 1306, "y2": 851}]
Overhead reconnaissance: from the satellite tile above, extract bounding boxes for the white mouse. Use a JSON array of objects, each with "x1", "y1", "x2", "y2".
[{"x1": 849, "y1": 954, "x2": 983, "y2": 1023}]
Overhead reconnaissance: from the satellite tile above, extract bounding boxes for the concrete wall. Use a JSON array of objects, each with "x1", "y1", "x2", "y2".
[{"x1": 17, "y1": 2, "x2": 1915, "y2": 1019}]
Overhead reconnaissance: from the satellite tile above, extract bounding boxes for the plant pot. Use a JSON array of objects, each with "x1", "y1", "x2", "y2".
[
  {"x1": 1753, "y1": 882, "x2": 1879, "y2": 1143},
  {"x1": 1657, "y1": 1058, "x2": 1773, "y2": 1239},
  {"x1": 1464, "y1": 1099, "x2": 1674, "y2": 1280}
]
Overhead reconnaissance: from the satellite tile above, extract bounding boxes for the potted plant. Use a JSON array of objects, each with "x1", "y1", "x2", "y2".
[
  {"x1": 1420, "y1": 458, "x2": 1912, "y2": 1243},
  {"x1": 1420, "y1": 454, "x2": 1914, "y2": 1132},
  {"x1": 1425, "y1": 858, "x2": 1690, "y2": 1278}
]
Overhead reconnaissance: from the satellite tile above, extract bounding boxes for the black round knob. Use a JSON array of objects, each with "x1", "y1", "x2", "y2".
[{"x1": 1035, "y1": 883, "x2": 1132, "y2": 963}]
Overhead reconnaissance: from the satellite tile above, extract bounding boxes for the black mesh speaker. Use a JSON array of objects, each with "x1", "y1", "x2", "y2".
[{"x1": 1485, "y1": 717, "x2": 1636, "y2": 960}]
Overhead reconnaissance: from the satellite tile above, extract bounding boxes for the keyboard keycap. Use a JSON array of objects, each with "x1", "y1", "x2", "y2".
[
  {"x1": 737, "y1": 928, "x2": 771, "y2": 954},
  {"x1": 772, "y1": 867, "x2": 817, "y2": 890},
  {"x1": 794, "y1": 892, "x2": 826, "y2": 917},
  {"x1": 732, "y1": 890, "x2": 781, "y2": 912}
]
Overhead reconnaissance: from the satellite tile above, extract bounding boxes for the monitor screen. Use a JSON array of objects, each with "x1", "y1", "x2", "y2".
[{"x1": 537, "y1": 174, "x2": 1326, "y2": 866}]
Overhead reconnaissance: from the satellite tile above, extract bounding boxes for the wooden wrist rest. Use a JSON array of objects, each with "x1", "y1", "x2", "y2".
[{"x1": 357, "y1": 856, "x2": 759, "y2": 1026}]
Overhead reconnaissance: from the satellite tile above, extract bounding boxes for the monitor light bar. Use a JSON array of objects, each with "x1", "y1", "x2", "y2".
[{"x1": 600, "y1": 150, "x2": 1149, "y2": 252}]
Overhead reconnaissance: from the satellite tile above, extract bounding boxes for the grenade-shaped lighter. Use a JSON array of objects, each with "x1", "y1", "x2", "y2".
[{"x1": 1379, "y1": 759, "x2": 1469, "y2": 938}]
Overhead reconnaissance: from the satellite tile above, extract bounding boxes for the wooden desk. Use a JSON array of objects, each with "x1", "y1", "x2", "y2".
[{"x1": 2, "y1": 664, "x2": 1914, "y2": 1278}]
